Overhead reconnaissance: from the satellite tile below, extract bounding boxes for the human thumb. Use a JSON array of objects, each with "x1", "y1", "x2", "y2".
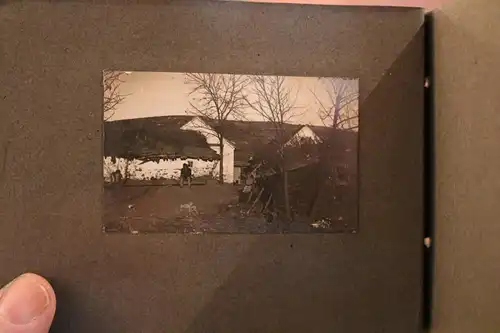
[{"x1": 0, "y1": 273, "x2": 56, "y2": 333}]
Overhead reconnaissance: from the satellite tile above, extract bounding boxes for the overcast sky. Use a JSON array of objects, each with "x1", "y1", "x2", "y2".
[{"x1": 106, "y1": 71, "x2": 358, "y2": 127}]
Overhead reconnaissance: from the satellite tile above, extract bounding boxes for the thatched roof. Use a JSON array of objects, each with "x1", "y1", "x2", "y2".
[
  {"x1": 103, "y1": 117, "x2": 220, "y2": 161},
  {"x1": 103, "y1": 115, "x2": 357, "y2": 164},
  {"x1": 202, "y1": 119, "x2": 304, "y2": 166},
  {"x1": 205, "y1": 120, "x2": 357, "y2": 167}
]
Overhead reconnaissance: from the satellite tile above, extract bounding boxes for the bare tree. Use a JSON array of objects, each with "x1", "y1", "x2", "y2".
[
  {"x1": 185, "y1": 73, "x2": 249, "y2": 184},
  {"x1": 244, "y1": 75, "x2": 301, "y2": 221},
  {"x1": 312, "y1": 77, "x2": 359, "y2": 130},
  {"x1": 103, "y1": 70, "x2": 129, "y2": 121},
  {"x1": 307, "y1": 78, "x2": 359, "y2": 224}
]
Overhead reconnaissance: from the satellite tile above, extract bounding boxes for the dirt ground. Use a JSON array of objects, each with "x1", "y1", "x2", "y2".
[{"x1": 103, "y1": 182, "x2": 353, "y2": 234}]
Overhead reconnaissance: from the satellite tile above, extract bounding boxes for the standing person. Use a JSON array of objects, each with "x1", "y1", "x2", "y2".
[{"x1": 180, "y1": 163, "x2": 192, "y2": 188}]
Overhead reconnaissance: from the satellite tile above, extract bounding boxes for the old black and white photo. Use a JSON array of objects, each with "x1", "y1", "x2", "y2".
[{"x1": 102, "y1": 71, "x2": 359, "y2": 234}]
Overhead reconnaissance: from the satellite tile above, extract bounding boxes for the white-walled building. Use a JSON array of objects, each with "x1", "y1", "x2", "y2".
[
  {"x1": 180, "y1": 117, "x2": 236, "y2": 183},
  {"x1": 103, "y1": 115, "x2": 333, "y2": 184}
]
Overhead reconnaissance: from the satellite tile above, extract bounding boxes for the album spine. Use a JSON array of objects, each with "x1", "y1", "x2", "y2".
[{"x1": 422, "y1": 11, "x2": 435, "y2": 332}]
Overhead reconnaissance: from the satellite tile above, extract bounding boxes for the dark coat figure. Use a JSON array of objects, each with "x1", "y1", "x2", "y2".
[
  {"x1": 180, "y1": 163, "x2": 192, "y2": 188},
  {"x1": 110, "y1": 169, "x2": 122, "y2": 184}
]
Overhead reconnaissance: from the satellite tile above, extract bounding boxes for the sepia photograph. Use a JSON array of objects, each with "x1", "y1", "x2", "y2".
[{"x1": 102, "y1": 71, "x2": 359, "y2": 234}]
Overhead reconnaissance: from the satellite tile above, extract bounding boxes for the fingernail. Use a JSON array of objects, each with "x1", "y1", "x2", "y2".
[{"x1": 0, "y1": 275, "x2": 51, "y2": 325}]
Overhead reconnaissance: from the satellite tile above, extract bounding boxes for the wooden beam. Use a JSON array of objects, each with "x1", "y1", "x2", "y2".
[{"x1": 247, "y1": 188, "x2": 264, "y2": 215}]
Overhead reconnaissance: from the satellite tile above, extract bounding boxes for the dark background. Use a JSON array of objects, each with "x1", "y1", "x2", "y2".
[{"x1": 0, "y1": 2, "x2": 424, "y2": 332}]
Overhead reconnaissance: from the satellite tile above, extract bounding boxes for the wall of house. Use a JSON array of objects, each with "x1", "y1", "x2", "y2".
[
  {"x1": 103, "y1": 157, "x2": 217, "y2": 182},
  {"x1": 181, "y1": 117, "x2": 235, "y2": 183},
  {"x1": 233, "y1": 166, "x2": 242, "y2": 184},
  {"x1": 208, "y1": 144, "x2": 235, "y2": 184}
]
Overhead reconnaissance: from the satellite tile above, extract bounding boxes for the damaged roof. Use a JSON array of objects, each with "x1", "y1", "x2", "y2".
[
  {"x1": 103, "y1": 117, "x2": 220, "y2": 161},
  {"x1": 103, "y1": 115, "x2": 357, "y2": 164},
  {"x1": 203, "y1": 119, "x2": 304, "y2": 166}
]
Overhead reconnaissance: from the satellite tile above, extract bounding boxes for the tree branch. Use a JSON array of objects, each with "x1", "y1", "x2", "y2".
[
  {"x1": 103, "y1": 70, "x2": 130, "y2": 121},
  {"x1": 313, "y1": 77, "x2": 359, "y2": 130}
]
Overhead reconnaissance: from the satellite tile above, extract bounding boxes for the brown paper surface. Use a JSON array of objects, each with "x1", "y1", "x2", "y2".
[{"x1": 0, "y1": 2, "x2": 424, "y2": 332}]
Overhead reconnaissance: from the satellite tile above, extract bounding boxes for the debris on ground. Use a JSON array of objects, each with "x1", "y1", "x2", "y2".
[
  {"x1": 311, "y1": 219, "x2": 332, "y2": 229},
  {"x1": 179, "y1": 202, "x2": 198, "y2": 216}
]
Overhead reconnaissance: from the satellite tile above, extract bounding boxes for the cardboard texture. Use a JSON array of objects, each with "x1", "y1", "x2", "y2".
[
  {"x1": 432, "y1": 1, "x2": 500, "y2": 332},
  {"x1": 224, "y1": 0, "x2": 426, "y2": 8},
  {"x1": 0, "y1": 2, "x2": 424, "y2": 332}
]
